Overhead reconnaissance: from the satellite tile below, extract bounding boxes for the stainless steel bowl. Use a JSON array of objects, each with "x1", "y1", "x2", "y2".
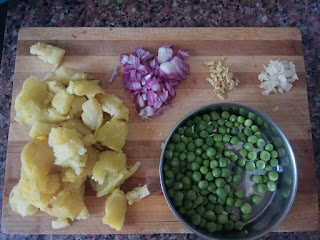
[{"x1": 159, "y1": 103, "x2": 297, "y2": 240}]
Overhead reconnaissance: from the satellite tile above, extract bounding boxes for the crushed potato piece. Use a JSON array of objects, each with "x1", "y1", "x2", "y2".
[
  {"x1": 92, "y1": 151, "x2": 127, "y2": 185},
  {"x1": 93, "y1": 161, "x2": 141, "y2": 197},
  {"x1": 52, "y1": 90, "x2": 74, "y2": 115},
  {"x1": 66, "y1": 80, "x2": 104, "y2": 98},
  {"x1": 81, "y1": 98, "x2": 103, "y2": 131},
  {"x1": 48, "y1": 127, "x2": 87, "y2": 175},
  {"x1": 54, "y1": 66, "x2": 94, "y2": 85},
  {"x1": 29, "y1": 122, "x2": 58, "y2": 139},
  {"x1": 9, "y1": 183, "x2": 38, "y2": 217},
  {"x1": 30, "y1": 42, "x2": 65, "y2": 68},
  {"x1": 96, "y1": 94, "x2": 129, "y2": 121},
  {"x1": 94, "y1": 118, "x2": 128, "y2": 152},
  {"x1": 103, "y1": 188, "x2": 127, "y2": 231},
  {"x1": 52, "y1": 218, "x2": 70, "y2": 229},
  {"x1": 126, "y1": 185, "x2": 150, "y2": 205},
  {"x1": 61, "y1": 118, "x2": 92, "y2": 136},
  {"x1": 205, "y1": 61, "x2": 239, "y2": 99}
]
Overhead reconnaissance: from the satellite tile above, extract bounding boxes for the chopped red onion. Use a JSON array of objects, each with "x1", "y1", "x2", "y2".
[
  {"x1": 108, "y1": 66, "x2": 118, "y2": 83},
  {"x1": 120, "y1": 45, "x2": 190, "y2": 119}
]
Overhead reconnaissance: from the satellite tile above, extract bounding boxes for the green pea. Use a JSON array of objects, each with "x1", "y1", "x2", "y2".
[
  {"x1": 262, "y1": 175, "x2": 269, "y2": 183},
  {"x1": 217, "y1": 118, "x2": 225, "y2": 126},
  {"x1": 221, "y1": 111, "x2": 230, "y2": 119},
  {"x1": 234, "y1": 166, "x2": 243, "y2": 175},
  {"x1": 256, "y1": 160, "x2": 266, "y2": 170},
  {"x1": 206, "y1": 221, "x2": 217, "y2": 233},
  {"x1": 198, "y1": 180, "x2": 209, "y2": 190},
  {"x1": 214, "y1": 142, "x2": 225, "y2": 152},
  {"x1": 270, "y1": 158, "x2": 279, "y2": 167},
  {"x1": 251, "y1": 124, "x2": 258, "y2": 132},
  {"x1": 245, "y1": 161, "x2": 255, "y2": 171},
  {"x1": 212, "y1": 168, "x2": 221, "y2": 177},
  {"x1": 216, "y1": 188, "x2": 227, "y2": 199},
  {"x1": 182, "y1": 176, "x2": 191, "y2": 186},
  {"x1": 233, "y1": 174, "x2": 241, "y2": 183},
  {"x1": 222, "y1": 134, "x2": 231, "y2": 143},
  {"x1": 210, "y1": 160, "x2": 219, "y2": 169},
  {"x1": 251, "y1": 175, "x2": 263, "y2": 183},
  {"x1": 256, "y1": 138, "x2": 266, "y2": 148},
  {"x1": 210, "y1": 111, "x2": 220, "y2": 121},
  {"x1": 235, "y1": 189, "x2": 245, "y2": 199},
  {"x1": 247, "y1": 135, "x2": 258, "y2": 144},
  {"x1": 173, "y1": 182, "x2": 183, "y2": 190},
  {"x1": 271, "y1": 150, "x2": 279, "y2": 159},
  {"x1": 268, "y1": 171, "x2": 279, "y2": 181},
  {"x1": 164, "y1": 150, "x2": 173, "y2": 160},
  {"x1": 217, "y1": 214, "x2": 228, "y2": 224},
  {"x1": 267, "y1": 181, "x2": 277, "y2": 191},
  {"x1": 205, "y1": 210, "x2": 216, "y2": 221},
  {"x1": 242, "y1": 214, "x2": 250, "y2": 222},
  {"x1": 195, "y1": 148, "x2": 202, "y2": 156},
  {"x1": 237, "y1": 132, "x2": 246, "y2": 141},
  {"x1": 230, "y1": 154, "x2": 238, "y2": 162},
  {"x1": 215, "y1": 178, "x2": 226, "y2": 188},
  {"x1": 234, "y1": 221, "x2": 244, "y2": 230},
  {"x1": 214, "y1": 205, "x2": 224, "y2": 214},
  {"x1": 265, "y1": 165, "x2": 272, "y2": 171},
  {"x1": 229, "y1": 114, "x2": 237, "y2": 122},
  {"x1": 234, "y1": 198, "x2": 243, "y2": 208},
  {"x1": 229, "y1": 213, "x2": 238, "y2": 221},
  {"x1": 208, "y1": 193, "x2": 217, "y2": 203},
  {"x1": 167, "y1": 143, "x2": 175, "y2": 150},
  {"x1": 265, "y1": 143, "x2": 274, "y2": 151},
  {"x1": 196, "y1": 205, "x2": 206, "y2": 215},
  {"x1": 187, "y1": 142, "x2": 196, "y2": 152},
  {"x1": 187, "y1": 152, "x2": 196, "y2": 162},
  {"x1": 254, "y1": 131, "x2": 261, "y2": 138},
  {"x1": 230, "y1": 136, "x2": 239, "y2": 145},
  {"x1": 247, "y1": 151, "x2": 257, "y2": 161},
  {"x1": 224, "y1": 220, "x2": 234, "y2": 230},
  {"x1": 221, "y1": 168, "x2": 231, "y2": 178},
  {"x1": 237, "y1": 116, "x2": 245, "y2": 123},
  {"x1": 173, "y1": 191, "x2": 184, "y2": 202},
  {"x1": 179, "y1": 152, "x2": 187, "y2": 161},
  {"x1": 256, "y1": 183, "x2": 268, "y2": 194},
  {"x1": 206, "y1": 147, "x2": 216, "y2": 158},
  {"x1": 172, "y1": 133, "x2": 181, "y2": 143},
  {"x1": 260, "y1": 150, "x2": 271, "y2": 161},
  {"x1": 198, "y1": 120, "x2": 208, "y2": 131},
  {"x1": 207, "y1": 182, "x2": 216, "y2": 193},
  {"x1": 225, "y1": 121, "x2": 233, "y2": 128},
  {"x1": 226, "y1": 196, "x2": 235, "y2": 206},
  {"x1": 234, "y1": 122, "x2": 240, "y2": 127},
  {"x1": 239, "y1": 148, "x2": 248, "y2": 157},
  {"x1": 244, "y1": 119, "x2": 253, "y2": 127},
  {"x1": 230, "y1": 126, "x2": 240, "y2": 135},
  {"x1": 213, "y1": 134, "x2": 222, "y2": 142},
  {"x1": 240, "y1": 202, "x2": 252, "y2": 214},
  {"x1": 243, "y1": 127, "x2": 252, "y2": 136},
  {"x1": 200, "y1": 130, "x2": 209, "y2": 138},
  {"x1": 192, "y1": 171, "x2": 202, "y2": 182},
  {"x1": 192, "y1": 132, "x2": 199, "y2": 139},
  {"x1": 205, "y1": 137, "x2": 214, "y2": 146},
  {"x1": 202, "y1": 114, "x2": 211, "y2": 123},
  {"x1": 165, "y1": 170, "x2": 174, "y2": 179},
  {"x1": 252, "y1": 194, "x2": 263, "y2": 204},
  {"x1": 186, "y1": 189, "x2": 197, "y2": 201},
  {"x1": 244, "y1": 142, "x2": 253, "y2": 151}
]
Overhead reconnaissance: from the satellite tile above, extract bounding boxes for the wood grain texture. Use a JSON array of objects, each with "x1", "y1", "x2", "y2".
[{"x1": 2, "y1": 27, "x2": 318, "y2": 234}]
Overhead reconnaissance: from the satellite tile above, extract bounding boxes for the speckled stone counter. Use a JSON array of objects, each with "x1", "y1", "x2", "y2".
[{"x1": 1, "y1": 0, "x2": 320, "y2": 239}]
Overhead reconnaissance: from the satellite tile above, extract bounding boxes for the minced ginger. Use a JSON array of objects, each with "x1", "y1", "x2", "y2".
[{"x1": 205, "y1": 61, "x2": 239, "y2": 99}]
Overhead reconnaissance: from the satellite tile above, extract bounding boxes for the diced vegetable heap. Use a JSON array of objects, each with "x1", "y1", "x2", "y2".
[{"x1": 120, "y1": 45, "x2": 190, "y2": 119}]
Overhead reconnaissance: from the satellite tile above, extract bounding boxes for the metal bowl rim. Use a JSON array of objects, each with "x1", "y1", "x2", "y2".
[{"x1": 159, "y1": 102, "x2": 298, "y2": 240}]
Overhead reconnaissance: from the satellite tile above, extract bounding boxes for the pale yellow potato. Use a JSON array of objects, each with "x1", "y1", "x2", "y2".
[
  {"x1": 30, "y1": 42, "x2": 65, "y2": 68},
  {"x1": 94, "y1": 118, "x2": 128, "y2": 152},
  {"x1": 103, "y1": 188, "x2": 127, "y2": 231},
  {"x1": 96, "y1": 94, "x2": 129, "y2": 121},
  {"x1": 62, "y1": 146, "x2": 99, "y2": 183},
  {"x1": 66, "y1": 80, "x2": 104, "y2": 98},
  {"x1": 68, "y1": 96, "x2": 87, "y2": 118},
  {"x1": 9, "y1": 183, "x2": 38, "y2": 217},
  {"x1": 48, "y1": 127, "x2": 87, "y2": 175},
  {"x1": 52, "y1": 218, "x2": 70, "y2": 229},
  {"x1": 81, "y1": 98, "x2": 103, "y2": 131},
  {"x1": 83, "y1": 134, "x2": 96, "y2": 146},
  {"x1": 91, "y1": 151, "x2": 127, "y2": 185},
  {"x1": 46, "y1": 79, "x2": 65, "y2": 93},
  {"x1": 29, "y1": 121, "x2": 58, "y2": 139},
  {"x1": 52, "y1": 90, "x2": 74, "y2": 115},
  {"x1": 46, "y1": 108, "x2": 71, "y2": 123},
  {"x1": 15, "y1": 76, "x2": 48, "y2": 125},
  {"x1": 93, "y1": 161, "x2": 140, "y2": 197},
  {"x1": 126, "y1": 185, "x2": 150, "y2": 205},
  {"x1": 54, "y1": 66, "x2": 94, "y2": 85},
  {"x1": 60, "y1": 118, "x2": 92, "y2": 136}
]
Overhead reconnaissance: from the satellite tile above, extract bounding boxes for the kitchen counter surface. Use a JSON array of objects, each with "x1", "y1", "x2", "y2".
[{"x1": 0, "y1": 0, "x2": 319, "y2": 239}]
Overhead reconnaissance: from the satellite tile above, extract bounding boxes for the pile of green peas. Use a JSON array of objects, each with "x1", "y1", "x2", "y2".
[{"x1": 163, "y1": 109, "x2": 280, "y2": 234}]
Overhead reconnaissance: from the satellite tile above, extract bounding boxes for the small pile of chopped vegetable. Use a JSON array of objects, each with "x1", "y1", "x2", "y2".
[
  {"x1": 205, "y1": 61, "x2": 239, "y2": 100},
  {"x1": 120, "y1": 45, "x2": 190, "y2": 119},
  {"x1": 258, "y1": 60, "x2": 298, "y2": 95}
]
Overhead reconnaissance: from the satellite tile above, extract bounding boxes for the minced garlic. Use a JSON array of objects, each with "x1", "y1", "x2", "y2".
[{"x1": 205, "y1": 61, "x2": 239, "y2": 99}]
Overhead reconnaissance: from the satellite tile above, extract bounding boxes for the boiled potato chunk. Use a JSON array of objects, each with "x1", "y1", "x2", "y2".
[
  {"x1": 62, "y1": 146, "x2": 99, "y2": 183},
  {"x1": 81, "y1": 98, "x2": 103, "y2": 131},
  {"x1": 9, "y1": 183, "x2": 38, "y2": 216},
  {"x1": 29, "y1": 121, "x2": 58, "y2": 139},
  {"x1": 126, "y1": 185, "x2": 150, "y2": 205},
  {"x1": 61, "y1": 118, "x2": 92, "y2": 136},
  {"x1": 46, "y1": 79, "x2": 65, "y2": 93},
  {"x1": 94, "y1": 118, "x2": 128, "y2": 152},
  {"x1": 96, "y1": 94, "x2": 129, "y2": 121},
  {"x1": 83, "y1": 134, "x2": 96, "y2": 146},
  {"x1": 52, "y1": 218, "x2": 70, "y2": 229},
  {"x1": 92, "y1": 151, "x2": 127, "y2": 185},
  {"x1": 93, "y1": 161, "x2": 140, "y2": 197},
  {"x1": 67, "y1": 80, "x2": 104, "y2": 98},
  {"x1": 46, "y1": 108, "x2": 70, "y2": 123},
  {"x1": 103, "y1": 188, "x2": 127, "y2": 231},
  {"x1": 30, "y1": 42, "x2": 65, "y2": 67},
  {"x1": 68, "y1": 96, "x2": 87, "y2": 118},
  {"x1": 48, "y1": 127, "x2": 87, "y2": 175},
  {"x1": 52, "y1": 90, "x2": 74, "y2": 115},
  {"x1": 15, "y1": 76, "x2": 48, "y2": 124},
  {"x1": 54, "y1": 66, "x2": 94, "y2": 85}
]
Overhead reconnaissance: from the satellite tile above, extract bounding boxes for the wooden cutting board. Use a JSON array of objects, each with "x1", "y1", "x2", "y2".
[{"x1": 2, "y1": 28, "x2": 318, "y2": 234}]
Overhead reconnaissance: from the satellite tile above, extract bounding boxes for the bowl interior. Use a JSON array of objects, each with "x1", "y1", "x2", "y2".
[{"x1": 159, "y1": 103, "x2": 297, "y2": 240}]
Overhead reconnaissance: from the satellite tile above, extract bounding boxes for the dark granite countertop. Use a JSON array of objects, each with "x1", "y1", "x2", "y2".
[{"x1": 0, "y1": 0, "x2": 320, "y2": 239}]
